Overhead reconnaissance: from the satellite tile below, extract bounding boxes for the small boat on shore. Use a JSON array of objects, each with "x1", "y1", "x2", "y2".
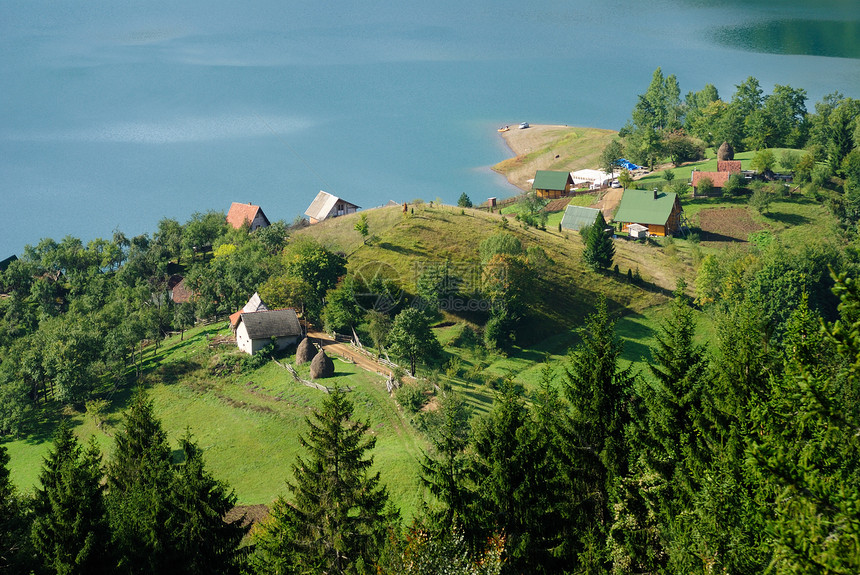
[{"x1": 498, "y1": 125, "x2": 510, "y2": 132}]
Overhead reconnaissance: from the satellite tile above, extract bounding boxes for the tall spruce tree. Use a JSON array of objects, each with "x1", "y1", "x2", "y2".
[
  {"x1": 31, "y1": 422, "x2": 113, "y2": 575},
  {"x1": 419, "y1": 390, "x2": 473, "y2": 533},
  {"x1": 751, "y1": 275, "x2": 860, "y2": 573},
  {"x1": 564, "y1": 297, "x2": 635, "y2": 570},
  {"x1": 583, "y1": 212, "x2": 615, "y2": 272},
  {"x1": 468, "y1": 382, "x2": 564, "y2": 574},
  {"x1": 252, "y1": 386, "x2": 392, "y2": 574},
  {"x1": 168, "y1": 433, "x2": 249, "y2": 575},
  {"x1": 107, "y1": 388, "x2": 175, "y2": 575}
]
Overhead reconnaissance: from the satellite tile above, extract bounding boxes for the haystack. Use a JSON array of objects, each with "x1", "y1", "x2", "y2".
[
  {"x1": 717, "y1": 141, "x2": 734, "y2": 161},
  {"x1": 295, "y1": 337, "x2": 315, "y2": 365},
  {"x1": 310, "y1": 350, "x2": 334, "y2": 379}
]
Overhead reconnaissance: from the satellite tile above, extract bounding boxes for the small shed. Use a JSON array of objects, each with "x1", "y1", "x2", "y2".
[
  {"x1": 613, "y1": 189, "x2": 682, "y2": 237},
  {"x1": 532, "y1": 170, "x2": 574, "y2": 199},
  {"x1": 627, "y1": 223, "x2": 649, "y2": 239},
  {"x1": 226, "y1": 202, "x2": 270, "y2": 231},
  {"x1": 305, "y1": 191, "x2": 361, "y2": 224},
  {"x1": 235, "y1": 309, "x2": 302, "y2": 355},
  {"x1": 560, "y1": 205, "x2": 601, "y2": 232}
]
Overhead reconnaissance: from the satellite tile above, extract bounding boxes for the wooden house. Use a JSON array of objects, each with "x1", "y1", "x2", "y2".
[
  {"x1": 226, "y1": 202, "x2": 270, "y2": 231},
  {"x1": 613, "y1": 189, "x2": 682, "y2": 237},
  {"x1": 235, "y1": 308, "x2": 302, "y2": 355},
  {"x1": 531, "y1": 170, "x2": 573, "y2": 199},
  {"x1": 304, "y1": 191, "x2": 360, "y2": 224}
]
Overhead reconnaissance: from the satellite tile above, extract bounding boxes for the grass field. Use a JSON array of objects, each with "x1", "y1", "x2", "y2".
[{"x1": 5, "y1": 324, "x2": 430, "y2": 517}]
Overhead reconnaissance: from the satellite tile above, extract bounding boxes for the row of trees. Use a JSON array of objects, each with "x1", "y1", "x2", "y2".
[
  {"x1": 1, "y1": 389, "x2": 247, "y2": 574},
  {"x1": 609, "y1": 68, "x2": 860, "y2": 181}
]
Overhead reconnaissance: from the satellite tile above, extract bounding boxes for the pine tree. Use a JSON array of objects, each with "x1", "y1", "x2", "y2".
[
  {"x1": 564, "y1": 297, "x2": 635, "y2": 570},
  {"x1": 107, "y1": 388, "x2": 176, "y2": 575},
  {"x1": 168, "y1": 432, "x2": 249, "y2": 575},
  {"x1": 419, "y1": 390, "x2": 473, "y2": 533},
  {"x1": 468, "y1": 382, "x2": 564, "y2": 574},
  {"x1": 252, "y1": 386, "x2": 392, "y2": 574},
  {"x1": 583, "y1": 212, "x2": 615, "y2": 271},
  {"x1": 31, "y1": 422, "x2": 113, "y2": 575}
]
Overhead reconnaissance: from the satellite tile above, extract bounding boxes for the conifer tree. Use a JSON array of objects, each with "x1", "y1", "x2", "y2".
[
  {"x1": 583, "y1": 212, "x2": 615, "y2": 271},
  {"x1": 31, "y1": 422, "x2": 112, "y2": 575},
  {"x1": 468, "y1": 382, "x2": 563, "y2": 574},
  {"x1": 419, "y1": 390, "x2": 473, "y2": 533},
  {"x1": 107, "y1": 388, "x2": 176, "y2": 575},
  {"x1": 564, "y1": 297, "x2": 635, "y2": 569},
  {"x1": 253, "y1": 386, "x2": 392, "y2": 574},
  {"x1": 168, "y1": 433, "x2": 249, "y2": 574}
]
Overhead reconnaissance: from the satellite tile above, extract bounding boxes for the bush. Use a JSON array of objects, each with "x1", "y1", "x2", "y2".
[
  {"x1": 722, "y1": 174, "x2": 746, "y2": 197},
  {"x1": 395, "y1": 384, "x2": 427, "y2": 413}
]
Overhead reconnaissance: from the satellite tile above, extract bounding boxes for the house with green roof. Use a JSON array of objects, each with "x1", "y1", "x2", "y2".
[
  {"x1": 532, "y1": 170, "x2": 573, "y2": 199},
  {"x1": 560, "y1": 205, "x2": 601, "y2": 232},
  {"x1": 612, "y1": 189, "x2": 682, "y2": 237}
]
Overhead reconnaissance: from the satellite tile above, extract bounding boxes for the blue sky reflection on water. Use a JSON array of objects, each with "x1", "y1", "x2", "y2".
[{"x1": 1, "y1": 0, "x2": 859, "y2": 253}]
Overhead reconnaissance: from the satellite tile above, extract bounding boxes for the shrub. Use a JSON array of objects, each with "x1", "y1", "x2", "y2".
[
  {"x1": 395, "y1": 384, "x2": 427, "y2": 413},
  {"x1": 722, "y1": 174, "x2": 746, "y2": 197}
]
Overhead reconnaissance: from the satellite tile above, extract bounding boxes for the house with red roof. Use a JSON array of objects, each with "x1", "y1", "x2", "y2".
[
  {"x1": 691, "y1": 171, "x2": 733, "y2": 196},
  {"x1": 226, "y1": 202, "x2": 270, "y2": 231}
]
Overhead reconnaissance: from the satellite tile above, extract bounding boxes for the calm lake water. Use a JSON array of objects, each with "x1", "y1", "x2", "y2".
[{"x1": 2, "y1": 0, "x2": 859, "y2": 253}]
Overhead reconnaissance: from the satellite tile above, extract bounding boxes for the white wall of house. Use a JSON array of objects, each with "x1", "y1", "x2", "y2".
[{"x1": 236, "y1": 322, "x2": 300, "y2": 355}]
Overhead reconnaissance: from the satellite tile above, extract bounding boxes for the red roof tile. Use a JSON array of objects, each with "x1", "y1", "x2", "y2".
[
  {"x1": 692, "y1": 171, "x2": 731, "y2": 189},
  {"x1": 717, "y1": 160, "x2": 742, "y2": 173},
  {"x1": 226, "y1": 202, "x2": 266, "y2": 229}
]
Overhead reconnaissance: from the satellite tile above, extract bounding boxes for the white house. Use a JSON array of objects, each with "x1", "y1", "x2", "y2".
[
  {"x1": 304, "y1": 191, "x2": 360, "y2": 224},
  {"x1": 235, "y1": 308, "x2": 302, "y2": 355},
  {"x1": 570, "y1": 169, "x2": 617, "y2": 190}
]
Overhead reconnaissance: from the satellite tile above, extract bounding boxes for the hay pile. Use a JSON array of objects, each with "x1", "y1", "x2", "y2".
[
  {"x1": 310, "y1": 350, "x2": 334, "y2": 379},
  {"x1": 296, "y1": 337, "x2": 315, "y2": 365}
]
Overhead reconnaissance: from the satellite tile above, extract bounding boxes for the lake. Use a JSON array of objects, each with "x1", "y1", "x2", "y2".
[{"x1": 2, "y1": 0, "x2": 859, "y2": 253}]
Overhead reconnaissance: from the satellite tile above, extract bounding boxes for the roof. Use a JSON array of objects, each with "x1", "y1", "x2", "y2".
[
  {"x1": 0, "y1": 255, "x2": 17, "y2": 272},
  {"x1": 226, "y1": 202, "x2": 269, "y2": 229},
  {"x1": 692, "y1": 171, "x2": 732, "y2": 188},
  {"x1": 239, "y1": 309, "x2": 302, "y2": 340},
  {"x1": 242, "y1": 292, "x2": 268, "y2": 313},
  {"x1": 717, "y1": 160, "x2": 742, "y2": 173},
  {"x1": 531, "y1": 170, "x2": 572, "y2": 192},
  {"x1": 613, "y1": 190, "x2": 679, "y2": 225},
  {"x1": 171, "y1": 277, "x2": 194, "y2": 304},
  {"x1": 570, "y1": 169, "x2": 615, "y2": 183},
  {"x1": 304, "y1": 191, "x2": 361, "y2": 221},
  {"x1": 560, "y1": 205, "x2": 601, "y2": 231}
]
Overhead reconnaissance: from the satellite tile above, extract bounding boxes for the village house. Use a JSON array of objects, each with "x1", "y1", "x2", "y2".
[
  {"x1": 560, "y1": 205, "x2": 601, "y2": 232},
  {"x1": 304, "y1": 191, "x2": 360, "y2": 224},
  {"x1": 226, "y1": 202, "x2": 271, "y2": 231},
  {"x1": 531, "y1": 170, "x2": 574, "y2": 199},
  {"x1": 235, "y1": 308, "x2": 303, "y2": 355},
  {"x1": 229, "y1": 292, "x2": 268, "y2": 332},
  {"x1": 570, "y1": 169, "x2": 617, "y2": 190},
  {"x1": 613, "y1": 189, "x2": 683, "y2": 237},
  {"x1": 691, "y1": 170, "x2": 733, "y2": 196}
]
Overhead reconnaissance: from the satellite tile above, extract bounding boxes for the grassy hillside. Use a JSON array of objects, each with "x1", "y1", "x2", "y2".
[{"x1": 5, "y1": 324, "x2": 430, "y2": 517}]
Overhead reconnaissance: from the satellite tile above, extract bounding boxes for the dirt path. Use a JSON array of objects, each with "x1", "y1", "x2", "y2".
[{"x1": 307, "y1": 331, "x2": 393, "y2": 378}]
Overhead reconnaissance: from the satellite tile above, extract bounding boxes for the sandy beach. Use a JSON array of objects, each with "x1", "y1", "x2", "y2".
[{"x1": 492, "y1": 124, "x2": 618, "y2": 191}]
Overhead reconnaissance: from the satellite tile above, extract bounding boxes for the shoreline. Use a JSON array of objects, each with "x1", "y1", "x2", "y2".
[{"x1": 491, "y1": 124, "x2": 619, "y2": 191}]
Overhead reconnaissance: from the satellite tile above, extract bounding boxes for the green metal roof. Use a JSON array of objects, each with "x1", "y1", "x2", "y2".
[
  {"x1": 531, "y1": 170, "x2": 571, "y2": 191},
  {"x1": 613, "y1": 189, "x2": 678, "y2": 225},
  {"x1": 560, "y1": 205, "x2": 600, "y2": 231}
]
